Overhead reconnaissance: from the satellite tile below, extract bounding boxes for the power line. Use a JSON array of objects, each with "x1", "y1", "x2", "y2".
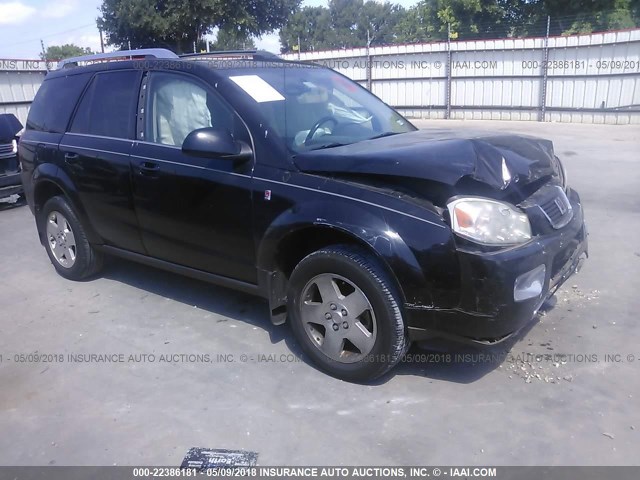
[{"x1": 2, "y1": 23, "x2": 96, "y2": 49}]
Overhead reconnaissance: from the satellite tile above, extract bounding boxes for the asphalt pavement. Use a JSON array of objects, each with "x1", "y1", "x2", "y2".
[{"x1": 0, "y1": 119, "x2": 638, "y2": 466}]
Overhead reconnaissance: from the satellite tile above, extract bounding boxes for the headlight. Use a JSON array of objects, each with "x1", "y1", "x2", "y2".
[
  {"x1": 447, "y1": 197, "x2": 532, "y2": 245},
  {"x1": 557, "y1": 156, "x2": 568, "y2": 189},
  {"x1": 11, "y1": 139, "x2": 17, "y2": 154}
]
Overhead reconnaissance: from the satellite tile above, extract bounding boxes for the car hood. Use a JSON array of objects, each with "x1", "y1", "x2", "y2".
[
  {"x1": 0, "y1": 114, "x2": 23, "y2": 143},
  {"x1": 293, "y1": 130, "x2": 558, "y2": 191}
]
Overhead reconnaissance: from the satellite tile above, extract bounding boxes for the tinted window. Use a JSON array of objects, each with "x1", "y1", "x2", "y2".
[
  {"x1": 144, "y1": 72, "x2": 241, "y2": 147},
  {"x1": 70, "y1": 70, "x2": 140, "y2": 139},
  {"x1": 26, "y1": 73, "x2": 91, "y2": 133}
]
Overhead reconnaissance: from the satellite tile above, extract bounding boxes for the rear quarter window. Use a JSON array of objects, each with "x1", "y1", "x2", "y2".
[{"x1": 26, "y1": 73, "x2": 91, "y2": 133}]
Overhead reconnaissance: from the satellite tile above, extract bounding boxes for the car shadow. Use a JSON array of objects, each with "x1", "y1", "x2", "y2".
[
  {"x1": 100, "y1": 257, "x2": 302, "y2": 354},
  {"x1": 378, "y1": 298, "x2": 557, "y2": 385},
  {"x1": 383, "y1": 318, "x2": 542, "y2": 385},
  {"x1": 100, "y1": 257, "x2": 557, "y2": 386}
]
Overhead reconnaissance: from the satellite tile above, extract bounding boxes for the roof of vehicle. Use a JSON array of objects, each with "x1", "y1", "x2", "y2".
[{"x1": 48, "y1": 48, "x2": 318, "y2": 79}]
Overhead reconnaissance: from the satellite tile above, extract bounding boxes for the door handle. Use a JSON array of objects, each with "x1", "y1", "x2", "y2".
[
  {"x1": 64, "y1": 152, "x2": 80, "y2": 164},
  {"x1": 138, "y1": 161, "x2": 160, "y2": 177}
]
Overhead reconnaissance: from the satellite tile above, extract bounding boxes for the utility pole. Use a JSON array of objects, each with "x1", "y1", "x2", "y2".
[
  {"x1": 445, "y1": 23, "x2": 452, "y2": 119},
  {"x1": 298, "y1": 36, "x2": 301, "y2": 60},
  {"x1": 40, "y1": 39, "x2": 49, "y2": 71},
  {"x1": 539, "y1": 16, "x2": 551, "y2": 122},
  {"x1": 366, "y1": 29, "x2": 373, "y2": 91},
  {"x1": 99, "y1": 27, "x2": 105, "y2": 53}
]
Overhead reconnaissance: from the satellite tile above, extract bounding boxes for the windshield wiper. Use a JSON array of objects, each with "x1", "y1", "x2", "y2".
[
  {"x1": 367, "y1": 131, "x2": 401, "y2": 141},
  {"x1": 308, "y1": 142, "x2": 349, "y2": 151}
]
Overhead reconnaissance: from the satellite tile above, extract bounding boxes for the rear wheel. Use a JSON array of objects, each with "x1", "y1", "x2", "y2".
[
  {"x1": 41, "y1": 196, "x2": 103, "y2": 280},
  {"x1": 287, "y1": 245, "x2": 408, "y2": 382}
]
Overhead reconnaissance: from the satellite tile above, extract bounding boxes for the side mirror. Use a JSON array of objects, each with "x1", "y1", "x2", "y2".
[{"x1": 182, "y1": 128, "x2": 250, "y2": 161}]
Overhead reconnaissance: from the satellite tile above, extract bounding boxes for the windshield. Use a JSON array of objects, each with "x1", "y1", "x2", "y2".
[{"x1": 224, "y1": 66, "x2": 416, "y2": 152}]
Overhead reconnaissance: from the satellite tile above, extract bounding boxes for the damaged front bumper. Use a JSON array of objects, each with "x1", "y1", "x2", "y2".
[{"x1": 406, "y1": 188, "x2": 588, "y2": 344}]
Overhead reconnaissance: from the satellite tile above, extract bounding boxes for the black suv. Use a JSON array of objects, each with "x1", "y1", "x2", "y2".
[
  {"x1": 19, "y1": 49, "x2": 587, "y2": 381},
  {"x1": 0, "y1": 113, "x2": 23, "y2": 200}
]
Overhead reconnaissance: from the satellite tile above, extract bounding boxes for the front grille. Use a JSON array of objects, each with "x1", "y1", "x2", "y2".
[
  {"x1": 539, "y1": 186, "x2": 573, "y2": 229},
  {"x1": 0, "y1": 142, "x2": 19, "y2": 175},
  {"x1": 0, "y1": 143, "x2": 14, "y2": 158},
  {"x1": 0, "y1": 143, "x2": 13, "y2": 153}
]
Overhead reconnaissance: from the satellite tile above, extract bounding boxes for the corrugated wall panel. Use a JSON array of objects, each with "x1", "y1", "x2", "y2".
[
  {"x1": 2, "y1": 29, "x2": 639, "y2": 125},
  {"x1": 282, "y1": 28, "x2": 640, "y2": 123},
  {"x1": 0, "y1": 70, "x2": 44, "y2": 125}
]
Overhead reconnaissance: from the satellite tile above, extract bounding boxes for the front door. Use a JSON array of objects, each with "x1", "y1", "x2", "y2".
[{"x1": 131, "y1": 71, "x2": 256, "y2": 284}]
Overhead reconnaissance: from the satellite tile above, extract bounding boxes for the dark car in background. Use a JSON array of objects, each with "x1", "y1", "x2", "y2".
[
  {"x1": 0, "y1": 113, "x2": 23, "y2": 200},
  {"x1": 18, "y1": 49, "x2": 587, "y2": 382}
]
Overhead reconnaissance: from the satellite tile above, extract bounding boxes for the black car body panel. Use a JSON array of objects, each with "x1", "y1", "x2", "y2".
[
  {"x1": 0, "y1": 113, "x2": 23, "y2": 198},
  {"x1": 294, "y1": 129, "x2": 557, "y2": 192},
  {"x1": 406, "y1": 188, "x2": 588, "y2": 342},
  {"x1": 18, "y1": 57, "x2": 588, "y2": 345}
]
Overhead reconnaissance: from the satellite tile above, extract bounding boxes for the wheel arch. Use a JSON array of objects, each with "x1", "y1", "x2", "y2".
[
  {"x1": 32, "y1": 166, "x2": 101, "y2": 245},
  {"x1": 256, "y1": 201, "x2": 430, "y2": 325}
]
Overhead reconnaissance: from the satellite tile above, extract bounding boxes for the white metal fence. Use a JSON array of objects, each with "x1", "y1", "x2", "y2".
[
  {"x1": 282, "y1": 28, "x2": 640, "y2": 124},
  {"x1": 2, "y1": 29, "x2": 640, "y2": 125},
  {"x1": 0, "y1": 60, "x2": 49, "y2": 126}
]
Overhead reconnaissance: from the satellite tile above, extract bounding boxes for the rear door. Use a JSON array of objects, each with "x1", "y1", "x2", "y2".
[
  {"x1": 19, "y1": 73, "x2": 92, "y2": 205},
  {"x1": 59, "y1": 69, "x2": 146, "y2": 253},
  {"x1": 131, "y1": 71, "x2": 256, "y2": 283}
]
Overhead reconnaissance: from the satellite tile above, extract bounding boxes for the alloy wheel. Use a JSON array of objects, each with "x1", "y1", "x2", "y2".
[
  {"x1": 299, "y1": 273, "x2": 377, "y2": 363},
  {"x1": 46, "y1": 210, "x2": 77, "y2": 268}
]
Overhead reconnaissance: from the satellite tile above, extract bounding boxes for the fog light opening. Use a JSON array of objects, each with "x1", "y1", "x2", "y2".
[{"x1": 514, "y1": 265, "x2": 546, "y2": 302}]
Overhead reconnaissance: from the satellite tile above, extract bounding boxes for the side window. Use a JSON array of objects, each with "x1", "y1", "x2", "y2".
[
  {"x1": 26, "y1": 73, "x2": 91, "y2": 133},
  {"x1": 144, "y1": 72, "x2": 241, "y2": 147},
  {"x1": 70, "y1": 70, "x2": 140, "y2": 139}
]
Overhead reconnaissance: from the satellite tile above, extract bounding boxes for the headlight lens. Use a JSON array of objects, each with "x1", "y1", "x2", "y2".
[
  {"x1": 557, "y1": 156, "x2": 568, "y2": 189},
  {"x1": 11, "y1": 139, "x2": 17, "y2": 154},
  {"x1": 447, "y1": 197, "x2": 532, "y2": 245}
]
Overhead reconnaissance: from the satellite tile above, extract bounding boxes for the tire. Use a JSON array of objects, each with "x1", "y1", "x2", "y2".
[
  {"x1": 287, "y1": 244, "x2": 408, "y2": 382},
  {"x1": 40, "y1": 195, "x2": 103, "y2": 280}
]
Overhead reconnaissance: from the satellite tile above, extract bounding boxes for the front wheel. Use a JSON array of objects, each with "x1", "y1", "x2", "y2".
[
  {"x1": 287, "y1": 245, "x2": 408, "y2": 382},
  {"x1": 41, "y1": 195, "x2": 103, "y2": 280}
]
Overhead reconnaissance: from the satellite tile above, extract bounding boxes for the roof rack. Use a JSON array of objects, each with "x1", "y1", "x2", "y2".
[
  {"x1": 56, "y1": 48, "x2": 179, "y2": 70},
  {"x1": 180, "y1": 50, "x2": 280, "y2": 61}
]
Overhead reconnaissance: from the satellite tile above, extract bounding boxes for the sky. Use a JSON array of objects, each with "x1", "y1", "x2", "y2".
[{"x1": 0, "y1": 0, "x2": 421, "y2": 59}]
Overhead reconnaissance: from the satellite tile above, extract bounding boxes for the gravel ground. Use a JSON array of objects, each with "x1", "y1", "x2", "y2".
[{"x1": 0, "y1": 119, "x2": 638, "y2": 466}]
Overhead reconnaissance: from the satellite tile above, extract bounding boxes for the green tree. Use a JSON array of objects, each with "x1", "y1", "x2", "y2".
[
  {"x1": 330, "y1": 0, "x2": 405, "y2": 47},
  {"x1": 329, "y1": 0, "x2": 363, "y2": 47},
  {"x1": 280, "y1": 0, "x2": 640, "y2": 51},
  {"x1": 98, "y1": 0, "x2": 300, "y2": 53},
  {"x1": 396, "y1": 0, "x2": 506, "y2": 42},
  {"x1": 544, "y1": 0, "x2": 638, "y2": 35},
  {"x1": 355, "y1": 1, "x2": 406, "y2": 46},
  {"x1": 503, "y1": 0, "x2": 640, "y2": 36},
  {"x1": 211, "y1": 26, "x2": 256, "y2": 50},
  {"x1": 40, "y1": 44, "x2": 92, "y2": 61},
  {"x1": 279, "y1": 6, "x2": 336, "y2": 52},
  {"x1": 279, "y1": 0, "x2": 404, "y2": 52}
]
